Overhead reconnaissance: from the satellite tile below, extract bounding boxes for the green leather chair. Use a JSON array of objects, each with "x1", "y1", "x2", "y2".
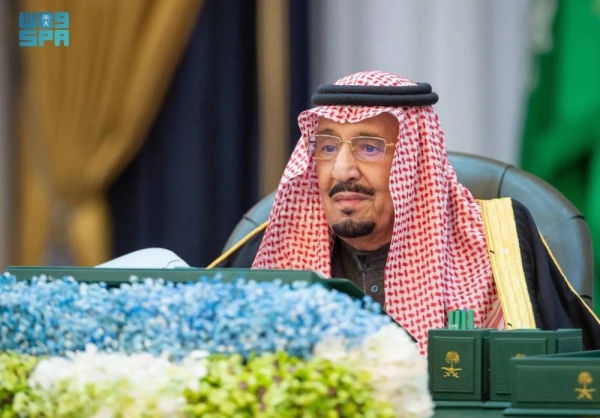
[{"x1": 223, "y1": 152, "x2": 594, "y2": 308}]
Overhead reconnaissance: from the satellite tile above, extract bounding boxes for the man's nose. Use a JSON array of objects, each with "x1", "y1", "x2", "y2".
[{"x1": 331, "y1": 142, "x2": 360, "y2": 183}]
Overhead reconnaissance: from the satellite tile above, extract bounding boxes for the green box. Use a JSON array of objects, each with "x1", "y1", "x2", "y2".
[
  {"x1": 428, "y1": 329, "x2": 492, "y2": 407},
  {"x1": 488, "y1": 329, "x2": 583, "y2": 406},
  {"x1": 504, "y1": 350, "x2": 600, "y2": 416},
  {"x1": 4, "y1": 266, "x2": 366, "y2": 299},
  {"x1": 429, "y1": 328, "x2": 584, "y2": 411}
]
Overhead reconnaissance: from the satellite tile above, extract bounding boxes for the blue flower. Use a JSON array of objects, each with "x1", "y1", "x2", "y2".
[{"x1": 0, "y1": 272, "x2": 391, "y2": 360}]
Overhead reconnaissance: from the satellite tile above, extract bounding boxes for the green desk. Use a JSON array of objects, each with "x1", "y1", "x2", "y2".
[
  {"x1": 435, "y1": 408, "x2": 597, "y2": 417},
  {"x1": 435, "y1": 409, "x2": 504, "y2": 417}
]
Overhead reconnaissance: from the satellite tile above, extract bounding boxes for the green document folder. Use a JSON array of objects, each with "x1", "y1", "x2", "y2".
[
  {"x1": 488, "y1": 329, "x2": 583, "y2": 405},
  {"x1": 428, "y1": 328, "x2": 492, "y2": 407},
  {"x1": 429, "y1": 328, "x2": 584, "y2": 412},
  {"x1": 504, "y1": 350, "x2": 600, "y2": 416},
  {"x1": 4, "y1": 266, "x2": 367, "y2": 300}
]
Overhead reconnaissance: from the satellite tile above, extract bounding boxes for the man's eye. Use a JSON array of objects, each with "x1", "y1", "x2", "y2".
[
  {"x1": 359, "y1": 144, "x2": 384, "y2": 153},
  {"x1": 322, "y1": 145, "x2": 338, "y2": 153}
]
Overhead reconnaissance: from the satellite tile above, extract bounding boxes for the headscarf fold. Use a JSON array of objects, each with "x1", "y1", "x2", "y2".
[{"x1": 253, "y1": 71, "x2": 497, "y2": 355}]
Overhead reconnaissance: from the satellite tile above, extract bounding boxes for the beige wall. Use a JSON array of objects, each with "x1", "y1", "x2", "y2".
[{"x1": 309, "y1": 0, "x2": 535, "y2": 166}]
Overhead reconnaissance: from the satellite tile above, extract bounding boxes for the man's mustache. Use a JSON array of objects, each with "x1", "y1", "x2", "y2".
[{"x1": 328, "y1": 182, "x2": 375, "y2": 198}]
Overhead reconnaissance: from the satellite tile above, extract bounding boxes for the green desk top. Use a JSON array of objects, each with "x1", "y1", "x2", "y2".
[
  {"x1": 435, "y1": 409, "x2": 505, "y2": 418},
  {"x1": 434, "y1": 408, "x2": 597, "y2": 417}
]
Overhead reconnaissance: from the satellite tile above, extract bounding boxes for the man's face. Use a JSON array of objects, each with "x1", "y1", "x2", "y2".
[{"x1": 315, "y1": 113, "x2": 398, "y2": 251}]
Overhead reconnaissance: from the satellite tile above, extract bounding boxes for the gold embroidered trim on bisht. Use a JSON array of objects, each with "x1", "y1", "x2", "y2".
[
  {"x1": 538, "y1": 232, "x2": 600, "y2": 325},
  {"x1": 479, "y1": 198, "x2": 536, "y2": 329}
]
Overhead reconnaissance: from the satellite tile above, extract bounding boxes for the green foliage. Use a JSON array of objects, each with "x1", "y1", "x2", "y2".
[
  {"x1": 0, "y1": 352, "x2": 39, "y2": 417},
  {"x1": 11, "y1": 382, "x2": 107, "y2": 418},
  {"x1": 1, "y1": 351, "x2": 397, "y2": 417},
  {"x1": 184, "y1": 352, "x2": 395, "y2": 418}
]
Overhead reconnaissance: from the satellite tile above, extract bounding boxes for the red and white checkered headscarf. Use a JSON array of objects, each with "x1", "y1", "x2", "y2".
[{"x1": 252, "y1": 71, "x2": 497, "y2": 355}]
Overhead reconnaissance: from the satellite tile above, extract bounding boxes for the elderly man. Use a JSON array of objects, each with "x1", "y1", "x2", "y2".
[{"x1": 221, "y1": 71, "x2": 600, "y2": 355}]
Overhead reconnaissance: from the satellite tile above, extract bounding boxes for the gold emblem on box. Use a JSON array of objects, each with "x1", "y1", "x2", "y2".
[
  {"x1": 442, "y1": 351, "x2": 462, "y2": 378},
  {"x1": 575, "y1": 371, "x2": 596, "y2": 400}
]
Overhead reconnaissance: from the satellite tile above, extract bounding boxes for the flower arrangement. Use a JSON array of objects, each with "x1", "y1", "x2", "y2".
[{"x1": 0, "y1": 273, "x2": 433, "y2": 417}]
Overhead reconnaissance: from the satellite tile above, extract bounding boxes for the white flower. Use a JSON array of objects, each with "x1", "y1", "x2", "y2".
[
  {"x1": 313, "y1": 324, "x2": 434, "y2": 418},
  {"x1": 29, "y1": 345, "x2": 209, "y2": 417},
  {"x1": 28, "y1": 356, "x2": 72, "y2": 390},
  {"x1": 312, "y1": 336, "x2": 349, "y2": 363}
]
